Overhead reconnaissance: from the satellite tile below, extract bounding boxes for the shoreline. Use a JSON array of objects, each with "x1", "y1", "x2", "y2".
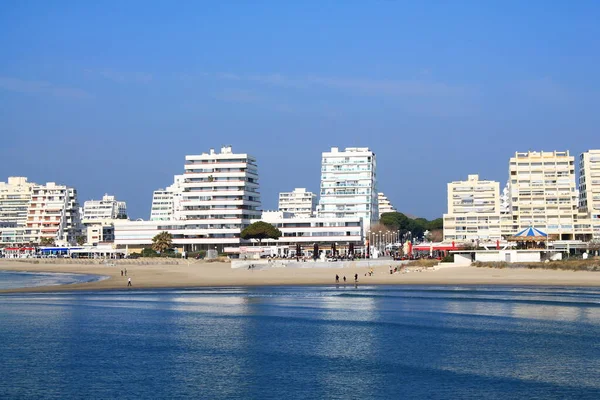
[{"x1": 3, "y1": 260, "x2": 600, "y2": 294}]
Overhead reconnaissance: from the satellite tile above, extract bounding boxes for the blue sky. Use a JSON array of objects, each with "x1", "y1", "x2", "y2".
[{"x1": 1, "y1": 1, "x2": 599, "y2": 219}]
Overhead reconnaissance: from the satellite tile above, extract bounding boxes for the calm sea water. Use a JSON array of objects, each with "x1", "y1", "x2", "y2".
[
  {"x1": 1, "y1": 285, "x2": 600, "y2": 399},
  {"x1": 0, "y1": 270, "x2": 108, "y2": 290}
]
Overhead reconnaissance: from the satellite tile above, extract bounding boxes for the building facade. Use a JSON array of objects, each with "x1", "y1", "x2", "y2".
[
  {"x1": 317, "y1": 147, "x2": 378, "y2": 233},
  {"x1": 0, "y1": 177, "x2": 36, "y2": 244},
  {"x1": 0, "y1": 177, "x2": 35, "y2": 228},
  {"x1": 443, "y1": 174, "x2": 502, "y2": 242},
  {"x1": 507, "y1": 151, "x2": 579, "y2": 239},
  {"x1": 113, "y1": 211, "x2": 364, "y2": 256},
  {"x1": 579, "y1": 150, "x2": 600, "y2": 220},
  {"x1": 278, "y1": 188, "x2": 317, "y2": 218},
  {"x1": 444, "y1": 151, "x2": 600, "y2": 243},
  {"x1": 83, "y1": 194, "x2": 127, "y2": 221},
  {"x1": 175, "y1": 146, "x2": 261, "y2": 250},
  {"x1": 25, "y1": 182, "x2": 81, "y2": 244},
  {"x1": 149, "y1": 176, "x2": 184, "y2": 221},
  {"x1": 377, "y1": 192, "x2": 396, "y2": 218}
]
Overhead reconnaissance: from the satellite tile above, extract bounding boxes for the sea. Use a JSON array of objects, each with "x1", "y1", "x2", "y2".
[
  {"x1": 1, "y1": 280, "x2": 600, "y2": 399},
  {"x1": 0, "y1": 270, "x2": 108, "y2": 290}
]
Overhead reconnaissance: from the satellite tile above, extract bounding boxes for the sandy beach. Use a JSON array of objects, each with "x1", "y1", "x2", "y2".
[{"x1": 2, "y1": 259, "x2": 600, "y2": 293}]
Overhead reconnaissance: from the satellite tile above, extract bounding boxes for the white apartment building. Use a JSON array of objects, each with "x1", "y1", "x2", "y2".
[
  {"x1": 176, "y1": 145, "x2": 261, "y2": 250},
  {"x1": 317, "y1": 147, "x2": 378, "y2": 233},
  {"x1": 443, "y1": 174, "x2": 502, "y2": 242},
  {"x1": 0, "y1": 177, "x2": 35, "y2": 227},
  {"x1": 150, "y1": 175, "x2": 184, "y2": 221},
  {"x1": 0, "y1": 177, "x2": 36, "y2": 244},
  {"x1": 81, "y1": 194, "x2": 127, "y2": 245},
  {"x1": 83, "y1": 194, "x2": 127, "y2": 222},
  {"x1": 377, "y1": 192, "x2": 396, "y2": 218},
  {"x1": 118, "y1": 146, "x2": 262, "y2": 252},
  {"x1": 507, "y1": 151, "x2": 580, "y2": 240},
  {"x1": 579, "y1": 150, "x2": 600, "y2": 220},
  {"x1": 25, "y1": 182, "x2": 81, "y2": 244},
  {"x1": 278, "y1": 188, "x2": 317, "y2": 217}
]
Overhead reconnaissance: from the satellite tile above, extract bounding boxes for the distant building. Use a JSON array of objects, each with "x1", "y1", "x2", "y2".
[
  {"x1": 0, "y1": 177, "x2": 35, "y2": 227},
  {"x1": 150, "y1": 176, "x2": 184, "y2": 221},
  {"x1": 377, "y1": 192, "x2": 396, "y2": 218},
  {"x1": 317, "y1": 147, "x2": 378, "y2": 233},
  {"x1": 83, "y1": 194, "x2": 127, "y2": 221},
  {"x1": 278, "y1": 188, "x2": 317, "y2": 218},
  {"x1": 0, "y1": 177, "x2": 36, "y2": 244},
  {"x1": 118, "y1": 146, "x2": 261, "y2": 252},
  {"x1": 25, "y1": 182, "x2": 81, "y2": 245},
  {"x1": 81, "y1": 194, "x2": 128, "y2": 245},
  {"x1": 443, "y1": 174, "x2": 502, "y2": 242},
  {"x1": 507, "y1": 150, "x2": 580, "y2": 240},
  {"x1": 579, "y1": 150, "x2": 600, "y2": 220}
]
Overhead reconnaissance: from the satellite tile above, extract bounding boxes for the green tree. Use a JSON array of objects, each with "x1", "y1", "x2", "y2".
[
  {"x1": 39, "y1": 237, "x2": 55, "y2": 246},
  {"x1": 427, "y1": 218, "x2": 444, "y2": 230},
  {"x1": 76, "y1": 236, "x2": 86, "y2": 245},
  {"x1": 240, "y1": 221, "x2": 282, "y2": 244},
  {"x1": 152, "y1": 231, "x2": 173, "y2": 254},
  {"x1": 379, "y1": 212, "x2": 443, "y2": 240}
]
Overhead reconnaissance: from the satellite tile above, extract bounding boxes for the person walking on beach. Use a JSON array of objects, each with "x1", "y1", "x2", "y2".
[
  {"x1": 121, "y1": 269, "x2": 123, "y2": 276},
  {"x1": 335, "y1": 274, "x2": 339, "y2": 283},
  {"x1": 124, "y1": 268, "x2": 127, "y2": 276},
  {"x1": 343, "y1": 276, "x2": 346, "y2": 283},
  {"x1": 127, "y1": 277, "x2": 132, "y2": 287},
  {"x1": 354, "y1": 273, "x2": 358, "y2": 283}
]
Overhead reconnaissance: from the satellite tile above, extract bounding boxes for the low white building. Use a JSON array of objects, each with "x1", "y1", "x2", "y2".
[{"x1": 113, "y1": 211, "x2": 364, "y2": 256}]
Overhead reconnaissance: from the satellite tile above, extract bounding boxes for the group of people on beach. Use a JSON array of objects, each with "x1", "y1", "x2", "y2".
[
  {"x1": 335, "y1": 273, "x2": 359, "y2": 284},
  {"x1": 121, "y1": 268, "x2": 132, "y2": 287}
]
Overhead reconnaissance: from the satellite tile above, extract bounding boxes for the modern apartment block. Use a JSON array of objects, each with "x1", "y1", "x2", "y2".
[
  {"x1": 0, "y1": 177, "x2": 35, "y2": 227},
  {"x1": 317, "y1": 147, "x2": 378, "y2": 232},
  {"x1": 118, "y1": 146, "x2": 262, "y2": 251},
  {"x1": 507, "y1": 151, "x2": 580, "y2": 239},
  {"x1": 0, "y1": 177, "x2": 36, "y2": 244},
  {"x1": 81, "y1": 194, "x2": 127, "y2": 245},
  {"x1": 82, "y1": 194, "x2": 127, "y2": 221},
  {"x1": 25, "y1": 182, "x2": 81, "y2": 244},
  {"x1": 579, "y1": 150, "x2": 600, "y2": 220},
  {"x1": 443, "y1": 175, "x2": 502, "y2": 242},
  {"x1": 278, "y1": 188, "x2": 317, "y2": 218},
  {"x1": 444, "y1": 150, "x2": 600, "y2": 243},
  {"x1": 177, "y1": 145, "x2": 261, "y2": 249},
  {"x1": 377, "y1": 192, "x2": 396, "y2": 218},
  {"x1": 149, "y1": 176, "x2": 184, "y2": 221}
]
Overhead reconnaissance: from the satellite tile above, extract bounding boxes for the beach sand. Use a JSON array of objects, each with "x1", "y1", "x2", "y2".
[{"x1": 2, "y1": 259, "x2": 600, "y2": 293}]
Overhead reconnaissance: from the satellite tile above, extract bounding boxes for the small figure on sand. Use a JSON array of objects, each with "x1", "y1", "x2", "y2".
[
  {"x1": 127, "y1": 277, "x2": 132, "y2": 287},
  {"x1": 354, "y1": 273, "x2": 358, "y2": 283},
  {"x1": 343, "y1": 276, "x2": 346, "y2": 283},
  {"x1": 335, "y1": 274, "x2": 339, "y2": 283},
  {"x1": 124, "y1": 268, "x2": 127, "y2": 276},
  {"x1": 121, "y1": 270, "x2": 123, "y2": 276}
]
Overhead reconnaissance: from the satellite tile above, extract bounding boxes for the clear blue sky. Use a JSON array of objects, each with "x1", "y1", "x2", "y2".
[{"x1": 1, "y1": 1, "x2": 599, "y2": 219}]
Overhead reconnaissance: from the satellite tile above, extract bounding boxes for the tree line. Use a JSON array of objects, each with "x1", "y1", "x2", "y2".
[{"x1": 379, "y1": 212, "x2": 443, "y2": 240}]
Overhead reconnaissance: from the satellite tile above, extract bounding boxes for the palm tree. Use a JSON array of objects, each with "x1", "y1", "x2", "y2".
[{"x1": 152, "y1": 231, "x2": 173, "y2": 255}]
